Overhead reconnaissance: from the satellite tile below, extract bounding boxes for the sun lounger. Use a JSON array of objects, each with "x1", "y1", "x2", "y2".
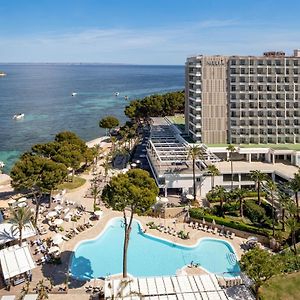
[
  {"x1": 203, "y1": 225, "x2": 208, "y2": 232},
  {"x1": 230, "y1": 232, "x2": 235, "y2": 239},
  {"x1": 219, "y1": 230, "x2": 224, "y2": 236},
  {"x1": 188, "y1": 222, "x2": 193, "y2": 227},
  {"x1": 213, "y1": 227, "x2": 218, "y2": 234},
  {"x1": 198, "y1": 223, "x2": 203, "y2": 230},
  {"x1": 62, "y1": 235, "x2": 69, "y2": 241},
  {"x1": 73, "y1": 228, "x2": 80, "y2": 234},
  {"x1": 207, "y1": 226, "x2": 213, "y2": 233},
  {"x1": 194, "y1": 222, "x2": 198, "y2": 229},
  {"x1": 225, "y1": 230, "x2": 230, "y2": 238}
]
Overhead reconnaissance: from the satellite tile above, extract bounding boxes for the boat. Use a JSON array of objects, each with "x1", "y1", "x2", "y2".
[
  {"x1": 0, "y1": 72, "x2": 6, "y2": 77},
  {"x1": 13, "y1": 113, "x2": 25, "y2": 120},
  {"x1": 0, "y1": 161, "x2": 5, "y2": 168},
  {"x1": 124, "y1": 95, "x2": 129, "y2": 100},
  {"x1": 114, "y1": 92, "x2": 120, "y2": 96},
  {"x1": 71, "y1": 92, "x2": 77, "y2": 96}
]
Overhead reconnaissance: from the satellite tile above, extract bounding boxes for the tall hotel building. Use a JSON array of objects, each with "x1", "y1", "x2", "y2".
[{"x1": 185, "y1": 50, "x2": 300, "y2": 145}]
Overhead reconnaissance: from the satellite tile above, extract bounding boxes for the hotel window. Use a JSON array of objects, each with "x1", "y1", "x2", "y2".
[{"x1": 231, "y1": 60, "x2": 236, "y2": 65}]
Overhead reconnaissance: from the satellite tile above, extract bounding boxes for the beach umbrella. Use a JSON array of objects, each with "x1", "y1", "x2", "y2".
[
  {"x1": 212, "y1": 219, "x2": 216, "y2": 225},
  {"x1": 52, "y1": 233, "x2": 64, "y2": 245},
  {"x1": 47, "y1": 211, "x2": 57, "y2": 219},
  {"x1": 186, "y1": 194, "x2": 194, "y2": 201},
  {"x1": 156, "y1": 196, "x2": 160, "y2": 202},
  {"x1": 159, "y1": 197, "x2": 169, "y2": 204},
  {"x1": 17, "y1": 202, "x2": 27, "y2": 208},
  {"x1": 131, "y1": 163, "x2": 137, "y2": 168},
  {"x1": 54, "y1": 205, "x2": 63, "y2": 211},
  {"x1": 53, "y1": 219, "x2": 64, "y2": 226},
  {"x1": 17, "y1": 197, "x2": 27, "y2": 203},
  {"x1": 202, "y1": 218, "x2": 206, "y2": 224}
]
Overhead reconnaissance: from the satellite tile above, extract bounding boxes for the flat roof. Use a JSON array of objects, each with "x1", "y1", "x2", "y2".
[
  {"x1": 0, "y1": 243, "x2": 35, "y2": 280},
  {"x1": 215, "y1": 161, "x2": 299, "y2": 180},
  {"x1": 207, "y1": 144, "x2": 300, "y2": 151}
]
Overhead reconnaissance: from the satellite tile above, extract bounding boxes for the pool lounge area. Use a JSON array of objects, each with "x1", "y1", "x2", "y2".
[{"x1": 70, "y1": 218, "x2": 240, "y2": 280}]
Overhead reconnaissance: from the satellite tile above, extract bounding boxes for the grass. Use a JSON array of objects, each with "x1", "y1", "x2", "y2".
[
  {"x1": 167, "y1": 114, "x2": 185, "y2": 125},
  {"x1": 57, "y1": 176, "x2": 86, "y2": 191},
  {"x1": 207, "y1": 143, "x2": 300, "y2": 151},
  {"x1": 259, "y1": 272, "x2": 300, "y2": 300}
]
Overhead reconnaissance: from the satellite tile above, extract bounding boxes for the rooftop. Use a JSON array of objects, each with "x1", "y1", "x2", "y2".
[{"x1": 207, "y1": 144, "x2": 300, "y2": 151}]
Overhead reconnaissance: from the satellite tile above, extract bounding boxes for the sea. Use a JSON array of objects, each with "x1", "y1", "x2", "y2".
[{"x1": 0, "y1": 64, "x2": 184, "y2": 173}]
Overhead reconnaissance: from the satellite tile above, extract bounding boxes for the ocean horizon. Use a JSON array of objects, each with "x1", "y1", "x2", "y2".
[{"x1": 0, "y1": 64, "x2": 184, "y2": 173}]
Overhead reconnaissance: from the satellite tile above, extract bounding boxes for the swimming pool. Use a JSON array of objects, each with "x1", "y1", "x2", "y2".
[{"x1": 70, "y1": 218, "x2": 240, "y2": 279}]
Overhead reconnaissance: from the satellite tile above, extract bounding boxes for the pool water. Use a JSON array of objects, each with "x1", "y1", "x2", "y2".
[{"x1": 70, "y1": 218, "x2": 240, "y2": 279}]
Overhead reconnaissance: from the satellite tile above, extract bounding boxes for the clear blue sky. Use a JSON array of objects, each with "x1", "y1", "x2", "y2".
[{"x1": 1, "y1": 0, "x2": 300, "y2": 64}]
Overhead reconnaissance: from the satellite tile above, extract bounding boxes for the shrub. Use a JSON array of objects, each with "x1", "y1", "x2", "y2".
[
  {"x1": 189, "y1": 208, "x2": 270, "y2": 236},
  {"x1": 244, "y1": 200, "x2": 267, "y2": 223}
]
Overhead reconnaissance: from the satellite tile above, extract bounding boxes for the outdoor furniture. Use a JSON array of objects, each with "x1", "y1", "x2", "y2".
[
  {"x1": 230, "y1": 232, "x2": 235, "y2": 239},
  {"x1": 213, "y1": 227, "x2": 218, "y2": 234}
]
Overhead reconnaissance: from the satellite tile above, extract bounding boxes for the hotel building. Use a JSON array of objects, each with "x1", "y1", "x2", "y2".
[{"x1": 185, "y1": 50, "x2": 300, "y2": 145}]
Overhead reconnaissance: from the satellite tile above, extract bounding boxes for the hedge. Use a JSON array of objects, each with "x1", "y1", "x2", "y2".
[{"x1": 189, "y1": 208, "x2": 270, "y2": 237}]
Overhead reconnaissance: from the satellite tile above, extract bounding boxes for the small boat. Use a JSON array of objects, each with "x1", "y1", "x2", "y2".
[
  {"x1": 0, "y1": 161, "x2": 5, "y2": 168},
  {"x1": 0, "y1": 72, "x2": 6, "y2": 77},
  {"x1": 71, "y1": 92, "x2": 77, "y2": 96},
  {"x1": 114, "y1": 92, "x2": 120, "y2": 96},
  {"x1": 124, "y1": 95, "x2": 129, "y2": 100},
  {"x1": 13, "y1": 113, "x2": 25, "y2": 120}
]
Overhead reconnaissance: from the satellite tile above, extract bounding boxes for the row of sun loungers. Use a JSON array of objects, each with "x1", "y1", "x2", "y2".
[
  {"x1": 85, "y1": 285, "x2": 103, "y2": 293},
  {"x1": 65, "y1": 221, "x2": 93, "y2": 239},
  {"x1": 188, "y1": 222, "x2": 235, "y2": 239}
]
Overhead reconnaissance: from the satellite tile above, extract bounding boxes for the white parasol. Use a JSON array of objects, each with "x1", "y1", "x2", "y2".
[
  {"x1": 47, "y1": 211, "x2": 57, "y2": 218},
  {"x1": 159, "y1": 197, "x2": 169, "y2": 204},
  {"x1": 17, "y1": 202, "x2": 27, "y2": 208},
  {"x1": 7, "y1": 199, "x2": 16, "y2": 205},
  {"x1": 52, "y1": 233, "x2": 64, "y2": 245},
  {"x1": 53, "y1": 219, "x2": 64, "y2": 226},
  {"x1": 17, "y1": 197, "x2": 27, "y2": 203},
  {"x1": 186, "y1": 194, "x2": 194, "y2": 201}
]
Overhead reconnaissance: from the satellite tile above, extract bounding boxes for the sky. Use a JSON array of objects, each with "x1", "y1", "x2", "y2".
[{"x1": 0, "y1": 0, "x2": 300, "y2": 65}]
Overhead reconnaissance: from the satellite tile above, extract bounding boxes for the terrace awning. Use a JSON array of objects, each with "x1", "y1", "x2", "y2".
[
  {"x1": 104, "y1": 274, "x2": 230, "y2": 300},
  {"x1": 0, "y1": 243, "x2": 35, "y2": 280}
]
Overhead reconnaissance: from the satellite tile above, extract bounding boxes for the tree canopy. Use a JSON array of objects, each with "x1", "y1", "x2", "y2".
[
  {"x1": 99, "y1": 116, "x2": 120, "y2": 133},
  {"x1": 102, "y1": 168, "x2": 158, "y2": 214},
  {"x1": 124, "y1": 91, "x2": 184, "y2": 120}
]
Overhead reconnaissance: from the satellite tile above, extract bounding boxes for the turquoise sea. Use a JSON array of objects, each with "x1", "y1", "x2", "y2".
[{"x1": 0, "y1": 64, "x2": 184, "y2": 173}]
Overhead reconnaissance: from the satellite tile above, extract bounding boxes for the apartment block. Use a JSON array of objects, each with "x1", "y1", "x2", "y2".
[{"x1": 185, "y1": 50, "x2": 300, "y2": 145}]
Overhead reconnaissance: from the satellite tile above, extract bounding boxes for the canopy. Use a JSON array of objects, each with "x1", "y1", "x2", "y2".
[
  {"x1": 105, "y1": 274, "x2": 230, "y2": 300},
  {"x1": 17, "y1": 197, "x2": 27, "y2": 203},
  {"x1": 0, "y1": 244, "x2": 35, "y2": 280},
  {"x1": 159, "y1": 197, "x2": 169, "y2": 204},
  {"x1": 46, "y1": 211, "x2": 57, "y2": 218},
  {"x1": 53, "y1": 219, "x2": 63, "y2": 226},
  {"x1": 186, "y1": 194, "x2": 194, "y2": 200},
  {"x1": 0, "y1": 222, "x2": 36, "y2": 246},
  {"x1": 54, "y1": 205, "x2": 63, "y2": 211},
  {"x1": 52, "y1": 234, "x2": 64, "y2": 245},
  {"x1": 1, "y1": 296, "x2": 16, "y2": 300},
  {"x1": 17, "y1": 202, "x2": 27, "y2": 208}
]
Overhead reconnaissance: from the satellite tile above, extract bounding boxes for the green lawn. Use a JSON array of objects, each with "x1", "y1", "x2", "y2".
[
  {"x1": 207, "y1": 143, "x2": 300, "y2": 151},
  {"x1": 167, "y1": 114, "x2": 185, "y2": 125},
  {"x1": 57, "y1": 176, "x2": 86, "y2": 191},
  {"x1": 259, "y1": 272, "x2": 300, "y2": 300}
]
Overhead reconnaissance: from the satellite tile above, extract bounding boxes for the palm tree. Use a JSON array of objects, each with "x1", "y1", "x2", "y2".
[
  {"x1": 250, "y1": 170, "x2": 267, "y2": 205},
  {"x1": 101, "y1": 154, "x2": 111, "y2": 182},
  {"x1": 187, "y1": 145, "x2": 204, "y2": 202},
  {"x1": 266, "y1": 180, "x2": 277, "y2": 237},
  {"x1": 90, "y1": 181, "x2": 101, "y2": 211},
  {"x1": 285, "y1": 199, "x2": 299, "y2": 254},
  {"x1": 289, "y1": 171, "x2": 300, "y2": 221},
  {"x1": 10, "y1": 207, "x2": 33, "y2": 246},
  {"x1": 207, "y1": 165, "x2": 220, "y2": 190},
  {"x1": 226, "y1": 144, "x2": 236, "y2": 190},
  {"x1": 278, "y1": 192, "x2": 291, "y2": 231},
  {"x1": 93, "y1": 144, "x2": 103, "y2": 166},
  {"x1": 234, "y1": 188, "x2": 246, "y2": 218},
  {"x1": 214, "y1": 185, "x2": 227, "y2": 216}
]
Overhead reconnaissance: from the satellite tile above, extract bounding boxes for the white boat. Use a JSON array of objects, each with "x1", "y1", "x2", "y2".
[
  {"x1": 71, "y1": 92, "x2": 77, "y2": 96},
  {"x1": 114, "y1": 92, "x2": 120, "y2": 96},
  {"x1": 124, "y1": 95, "x2": 129, "y2": 100},
  {"x1": 13, "y1": 113, "x2": 25, "y2": 120},
  {"x1": 0, "y1": 72, "x2": 6, "y2": 77},
  {"x1": 0, "y1": 161, "x2": 5, "y2": 168}
]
